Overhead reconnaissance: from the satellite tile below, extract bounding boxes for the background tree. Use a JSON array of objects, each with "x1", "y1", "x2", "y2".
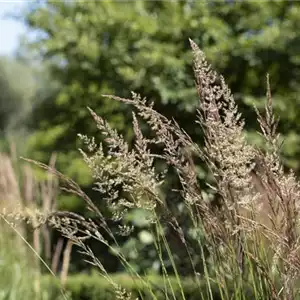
[
  {"x1": 0, "y1": 55, "x2": 40, "y2": 155},
  {"x1": 0, "y1": 56, "x2": 35, "y2": 131}
]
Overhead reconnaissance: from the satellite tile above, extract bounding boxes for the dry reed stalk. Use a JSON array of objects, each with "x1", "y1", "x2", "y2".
[
  {"x1": 60, "y1": 239, "x2": 73, "y2": 286},
  {"x1": 51, "y1": 238, "x2": 64, "y2": 274},
  {"x1": 0, "y1": 151, "x2": 61, "y2": 290}
]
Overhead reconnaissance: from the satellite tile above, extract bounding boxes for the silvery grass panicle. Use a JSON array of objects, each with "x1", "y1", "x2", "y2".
[
  {"x1": 190, "y1": 38, "x2": 258, "y2": 212},
  {"x1": 189, "y1": 39, "x2": 261, "y2": 276},
  {"x1": 190, "y1": 38, "x2": 300, "y2": 299},
  {"x1": 78, "y1": 107, "x2": 165, "y2": 230},
  {"x1": 253, "y1": 75, "x2": 300, "y2": 300}
]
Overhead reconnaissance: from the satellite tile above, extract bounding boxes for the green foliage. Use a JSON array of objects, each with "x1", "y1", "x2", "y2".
[
  {"x1": 41, "y1": 273, "x2": 233, "y2": 300},
  {"x1": 23, "y1": 0, "x2": 300, "y2": 173}
]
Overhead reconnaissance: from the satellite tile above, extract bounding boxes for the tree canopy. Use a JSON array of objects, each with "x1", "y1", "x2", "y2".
[{"x1": 23, "y1": 0, "x2": 300, "y2": 174}]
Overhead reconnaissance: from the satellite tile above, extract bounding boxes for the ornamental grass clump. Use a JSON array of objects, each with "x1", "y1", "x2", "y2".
[{"x1": 13, "y1": 39, "x2": 300, "y2": 299}]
